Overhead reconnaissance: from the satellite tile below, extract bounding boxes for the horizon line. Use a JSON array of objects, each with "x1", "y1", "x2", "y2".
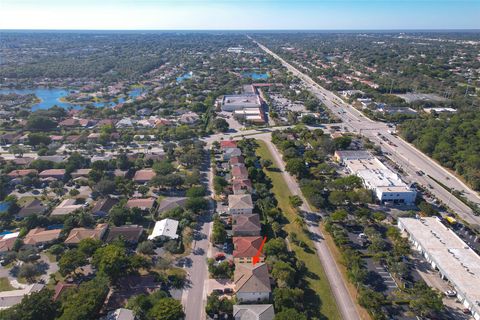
[{"x1": 1, "y1": 28, "x2": 480, "y2": 32}]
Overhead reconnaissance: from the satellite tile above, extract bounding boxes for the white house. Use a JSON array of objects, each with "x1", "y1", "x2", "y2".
[{"x1": 148, "y1": 218, "x2": 179, "y2": 240}]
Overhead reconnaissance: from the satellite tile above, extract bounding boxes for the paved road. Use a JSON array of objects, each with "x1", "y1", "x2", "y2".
[
  {"x1": 257, "y1": 135, "x2": 361, "y2": 320},
  {"x1": 252, "y1": 38, "x2": 480, "y2": 226},
  {"x1": 181, "y1": 156, "x2": 215, "y2": 320}
]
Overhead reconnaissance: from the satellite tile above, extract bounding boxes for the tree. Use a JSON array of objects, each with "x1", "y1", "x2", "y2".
[
  {"x1": 147, "y1": 297, "x2": 185, "y2": 320},
  {"x1": 271, "y1": 261, "x2": 296, "y2": 288},
  {"x1": 137, "y1": 241, "x2": 155, "y2": 255},
  {"x1": 94, "y1": 179, "x2": 116, "y2": 196},
  {"x1": 0, "y1": 288, "x2": 59, "y2": 320},
  {"x1": 57, "y1": 277, "x2": 109, "y2": 320},
  {"x1": 358, "y1": 287, "x2": 385, "y2": 315},
  {"x1": 205, "y1": 292, "x2": 234, "y2": 318},
  {"x1": 409, "y1": 282, "x2": 443, "y2": 317},
  {"x1": 288, "y1": 195, "x2": 303, "y2": 208},
  {"x1": 213, "y1": 176, "x2": 228, "y2": 195},
  {"x1": 186, "y1": 186, "x2": 206, "y2": 198},
  {"x1": 78, "y1": 238, "x2": 102, "y2": 256},
  {"x1": 18, "y1": 263, "x2": 40, "y2": 283},
  {"x1": 211, "y1": 217, "x2": 227, "y2": 244},
  {"x1": 152, "y1": 160, "x2": 175, "y2": 176},
  {"x1": 92, "y1": 244, "x2": 130, "y2": 282},
  {"x1": 27, "y1": 133, "x2": 51, "y2": 148},
  {"x1": 285, "y1": 158, "x2": 308, "y2": 178},
  {"x1": 274, "y1": 308, "x2": 307, "y2": 320},
  {"x1": 273, "y1": 287, "x2": 305, "y2": 312},
  {"x1": 212, "y1": 118, "x2": 229, "y2": 132},
  {"x1": 58, "y1": 249, "x2": 87, "y2": 277},
  {"x1": 185, "y1": 197, "x2": 208, "y2": 213},
  {"x1": 26, "y1": 115, "x2": 57, "y2": 131},
  {"x1": 330, "y1": 209, "x2": 348, "y2": 222}
]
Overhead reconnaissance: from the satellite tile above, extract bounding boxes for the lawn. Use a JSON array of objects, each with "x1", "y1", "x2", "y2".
[
  {"x1": 255, "y1": 140, "x2": 342, "y2": 320},
  {"x1": 0, "y1": 277, "x2": 14, "y2": 291}
]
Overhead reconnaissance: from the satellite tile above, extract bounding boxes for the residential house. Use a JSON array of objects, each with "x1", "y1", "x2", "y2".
[
  {"x1": 229, "y1": 156, "x2": 245, "y2": 167},
  {"x1": 7, "y1": 169, "x2": 37, "y2": 179},
  {"x1": 148, "y1": 218, "x2": 179, "y2": 240},
  {"x1": 105, "y1": 225, "x2": 144, "y2": 244},
  {"x1": 39, "y1": 169, "x2": 66, "y2": 180},
  {"x1": 220, "y1": 140, "x2": 237, "y2": 150},
  {"x1": 71, "y1": 169, "x2": 92, "y2": 178},
  {"x1": 91, "y1": 198, "x2": 118, "y2": 216},
  {"x1": 50, "y1": 199, "x2": 83, "y2": 216},
  {"x1": 23, "y1": 228, "x2": 62, "y2": 246},
  {"x1": 233, "y1": 304, "x2": 275, "y2": 320},
  {"x1": 37, "y1": 155, "x2": 66, "y2": 163},
  {"x1": 179, "y1": 112, "x2": 200, "y2": 124},
  {"x1": 232, "y1": 214, "x2": 261, "y2": 237},
  {"x1": 228, "y1": 194, "x2": 254, "y2": 215},
  {"x1": 0, "y1": 232, "x2": 19, "y2": 255},
  {"x1": 10, "y1": 157, "x2": 34, "y2": 167},
  {"x1": 233, "y1": 236, "x2": 265, "y2": 263},
  {"x1": 0, "y1": 284, "x2": 44, "y2": 310},
  {"x1": 157, "y1": 197, "x2": 187, "y2": 214},
  {"x1": 125, "y1": 198, "x2": 157, "y2": 211},
  {"x1": 234, "y1": 263, "x2": 271, "y2": 303},
  {"x1": 223, "y1": 148, "x2": 242, "y2": 161},
  {"x1": 64, "y1": 223, "x2": 109, "y2": 245},
  {"x1": 231, "y1": 165, "x2": 249, "y2": 181},
  {"x1": 16, "y1": 199, "x2": 47, "y2": 218},
  {"x1": 133, "y1": 169, "x2": 156, "y2": 184},
  {"x1": 232, "y1": 179, "x2": 253, "y2": 195}
]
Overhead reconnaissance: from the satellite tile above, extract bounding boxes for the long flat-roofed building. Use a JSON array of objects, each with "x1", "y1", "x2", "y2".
[
  {"x1": 398, "y1": 217, "x2": 480, "y2": 319},
  {"x1": 335, "y1": 150, "x2": 416, "y2": 204},
  {"x1": 221, "y1": 94, "x2": 262, "y2": 112}
]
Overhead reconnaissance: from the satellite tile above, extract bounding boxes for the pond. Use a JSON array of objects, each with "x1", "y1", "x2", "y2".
[
  {"x1": 0, "y1": 87, "x2": 144, "y2": 111},
  {"x1": 242, "y1": 72, "x2": 270, "y2": 80}
]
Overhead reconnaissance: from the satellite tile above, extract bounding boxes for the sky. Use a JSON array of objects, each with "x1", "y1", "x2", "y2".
[{"x1": 0, "y1": 0, "x2": 479, "y2": 30}]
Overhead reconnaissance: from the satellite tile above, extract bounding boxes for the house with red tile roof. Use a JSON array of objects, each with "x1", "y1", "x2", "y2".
[
  {"x1": 64, "y1": 223, "x2": 108, "y2": 245},
  {"x1": 23, "y1": 228, "x2": 62, "y2": 246},
  {"x1": 231, "y1": 165, "x2": 249, "y2": 181},
  {"x1": 233, "y1": 236, "x2": 265, "y2": 264},
  {"x1": 232, "y1": 179, "x2": 253, "y2": 195},
  {"x1": 220, "y1": 140, "x2": 237, "y2": 150},
  {"x1": 7, "y1": 169, "x2": 37, "y2": 179},
  {"x1": 39, "y1": 169, "x2": 66, "y2": 180},
  {"x1": 133, "y1": 169, "x2": 156, "y2": 184},
  {"x1": 125, "y1": 198, "x2": 156, "y2": 211}
]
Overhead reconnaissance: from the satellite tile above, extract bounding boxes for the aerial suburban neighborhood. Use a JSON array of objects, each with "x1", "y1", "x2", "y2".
[{"x1": 0, "y1": 6, "x2": 480, "y2": 320}]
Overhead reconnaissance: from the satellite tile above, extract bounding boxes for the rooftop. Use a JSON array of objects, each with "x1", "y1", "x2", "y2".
[
  {"x1": 399, "y1": 217, "x2": 480, "y2": 313},
  {"x1": 148, "y1": 218, "x2": 179, "y2": 240}
]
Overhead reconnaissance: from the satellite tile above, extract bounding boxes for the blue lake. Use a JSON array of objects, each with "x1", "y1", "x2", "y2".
[
  {"x1": 0, "y1": 87, "x2": 144, "y2": 111},
  {"x1": 242, "y1": 72, "x2": 270, "y2": 80}
]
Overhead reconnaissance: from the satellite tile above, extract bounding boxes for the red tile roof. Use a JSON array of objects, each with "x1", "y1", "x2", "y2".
[
  {"x1": 220, "y1": 140, "x2": 237, "y2": 149},
  {"x1": 233, "y1": 236, "x2": 264, "y2": 258}
]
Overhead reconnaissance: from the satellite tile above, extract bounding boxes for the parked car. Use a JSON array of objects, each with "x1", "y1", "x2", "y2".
[
  {"x1": 444, "y1": 290, "x2": 457, "y2": 297},
  {"x1": 223, "y1": 288, "x2": 233, "y2": 294},
  {"x1": 212, "y1": 289, "x2": 223, "y2": 295},
  {"x1": 215, "y1": 253, "x2": 226, "y2": 261}
]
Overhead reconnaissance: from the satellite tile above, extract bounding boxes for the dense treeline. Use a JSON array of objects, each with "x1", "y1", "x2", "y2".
[{"x1": 399, "y1": 111, "x2": 480, "y2": 190}]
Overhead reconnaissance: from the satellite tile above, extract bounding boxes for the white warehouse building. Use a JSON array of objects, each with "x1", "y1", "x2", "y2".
[
  {"x1": 221, "y1": 94, "x2": 262, "y2": 112},
  {"x1": 398, "y1": 217, "x2": 480, "y2": 320},
  {"x1": 335, "y1": 150, "x2": 416, "y2": 204}
]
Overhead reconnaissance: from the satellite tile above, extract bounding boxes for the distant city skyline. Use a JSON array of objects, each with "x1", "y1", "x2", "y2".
[{"x1": 1, "y1": 0, "x2": 479, "y2": 30}]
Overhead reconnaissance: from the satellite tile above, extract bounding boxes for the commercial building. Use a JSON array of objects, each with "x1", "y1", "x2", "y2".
[
  {"x1": 335, "y1": 150, "x2": 416, "y2": 204},
  {"x1": 221, "y1": 94, "x2": 262, "y2": 112},
  {"x1": 398, "y1": 217, "x2": 480, "y2": 320}
]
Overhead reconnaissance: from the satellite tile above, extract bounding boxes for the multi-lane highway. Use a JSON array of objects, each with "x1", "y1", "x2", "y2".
[{"x1": 253, "y1": 38, "x2": 480, "y2": 227}]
